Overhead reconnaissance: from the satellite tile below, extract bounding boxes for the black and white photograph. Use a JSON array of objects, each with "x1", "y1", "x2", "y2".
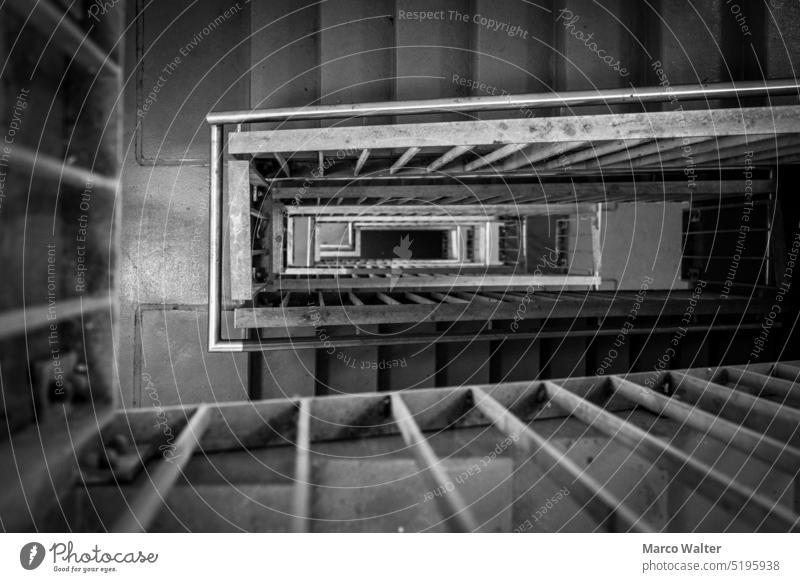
[{"x1": 1, "y1": 0, "x2": 799, "y2": 579}]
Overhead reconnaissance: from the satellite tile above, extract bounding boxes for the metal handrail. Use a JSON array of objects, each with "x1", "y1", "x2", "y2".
[{"x1": 208, "y1": 79, "x2": 800, "y2": 125}]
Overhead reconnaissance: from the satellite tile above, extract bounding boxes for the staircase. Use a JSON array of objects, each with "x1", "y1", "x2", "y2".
[{"x1": 206, "y1": 0, "x2": 796, "y2": 401}]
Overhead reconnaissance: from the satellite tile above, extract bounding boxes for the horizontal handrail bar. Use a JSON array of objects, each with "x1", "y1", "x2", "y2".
[
  {"x1": 11, "y1": 145, "x2": 119, "y2": 191},
  {"x1": 207, "y1": 79, "x2": 800, "y2": 125},
  {"x1": 0, "y1": 295, "x2": 112, "y2": 340}
]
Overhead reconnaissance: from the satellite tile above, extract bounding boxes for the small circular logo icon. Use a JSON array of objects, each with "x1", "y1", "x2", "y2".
[{"x1": 20, "y1": 542, "x2": 46, "y2": 570}]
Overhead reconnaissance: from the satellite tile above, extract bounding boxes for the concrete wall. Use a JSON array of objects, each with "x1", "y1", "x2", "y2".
[{"x1": 119, "y1": 1, "x2": 252, "y2": 408}]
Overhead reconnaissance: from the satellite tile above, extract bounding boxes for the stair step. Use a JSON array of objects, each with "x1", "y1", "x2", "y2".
[
  {"x1": 257, "y1": 328, "x2": 317, "y2": 399},
  {"x1": 544, "y1": 336, "x2": 588, "y2": 378},
  {"x1": 317, "y1": 325, "x2": 380, "y2": 394},
  {"x1": 395, "y1": 0, "x2": 471, "y2": 123},
  {"x1": 313, "y1": 430, "x2": 516, "y2": 532},
  {"x1": 558, "y1": 0, "x2": 641, "y2": 115},
  {"x1": 250, "y1": 0, "x2": 320, "y2": 130},
  {"x1": 379, "y1": 323, "x2": 438, "y2": 390},
  {"x1": 436, "y1": 323, "x2": 492, "y2": 386},
  {"x1": 320, "y1": 0, "x2": 393, "y2": 123},
  {"x1": 491, "y1": 337, "x2": 541, "y2": 382}
]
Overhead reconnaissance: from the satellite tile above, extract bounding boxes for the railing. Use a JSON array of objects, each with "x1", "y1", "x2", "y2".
[
  {"x1": 0, "y1": 0, "x2": 123, "y2": 527},
  {"x1": 207, "y1": 78, "x2": 800, "y2": 352},
  {"x1": 0, "y1": 1, "x2": 122, "y2": 344},
  {"x1": 54, "y1": 360, "x2": 800, "y2": 532},
  {"x1": 0, "y1": 1, "x2": 122, "y2": 417}
]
